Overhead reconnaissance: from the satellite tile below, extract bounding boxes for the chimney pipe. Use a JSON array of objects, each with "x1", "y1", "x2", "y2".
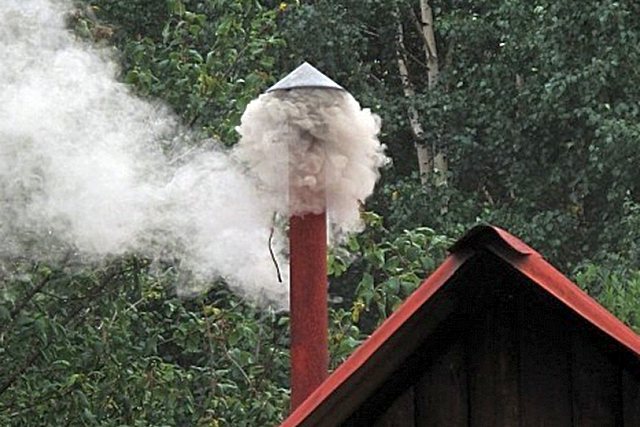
[
  {"x1": 267, "y1": 63, "x2": 344, "y2": 410},
  {"x1": 288, "y1": 211, "x2": 328, "y2": 409}
]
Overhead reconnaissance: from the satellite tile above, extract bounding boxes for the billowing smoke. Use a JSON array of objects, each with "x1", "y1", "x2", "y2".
[
  {"x1": 235, "y1": 89, "x2": 388, "y2": 236},
  {"x1": 0, "y1": 0, "x2": 287, "y2": 305},
  {"x1": 0, "y1": 0, "x2": 386, "y2": 308}
]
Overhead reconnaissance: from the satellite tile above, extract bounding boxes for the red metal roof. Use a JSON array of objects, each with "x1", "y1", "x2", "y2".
[{"x1": 280, "y1": 225, "x2": 640, "y2": 427}]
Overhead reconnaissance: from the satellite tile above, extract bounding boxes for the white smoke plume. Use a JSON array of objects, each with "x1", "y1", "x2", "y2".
[
  {"x1": 0, "y1": 0, "x2": 287, "y2": 305},
  {"x1": 234, "y1": 89, "x2": 388, "y2": 236},
  {"x1": 0, "y1": 0, "x2": 386, "y2": 308}
]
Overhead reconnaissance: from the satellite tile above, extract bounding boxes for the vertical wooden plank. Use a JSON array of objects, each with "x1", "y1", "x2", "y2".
[
  {"x1": 373, "y1": 387, "x2": 416, "y2": 427},
  {"x1": 571, "y1": 331, "x2": 621, "y2": 427},
  {"x1": 469, "y1": 293, "x2": 520, "y2": 427},
  {"x1": 518, "y1": 289, "x2": 572, "y2": 426},
  {"x1": 494, "y1": 294, "x2": 520, "y2": 427},
  {"x1": 468, "y1": 301, "x2": 496, "y2": 427},
  {"x1": 414, "y1": 340, "x2": 468, "y2": 427},
  {"x1": 622, "y1": 367, "x2": 640, "y2": 426}
]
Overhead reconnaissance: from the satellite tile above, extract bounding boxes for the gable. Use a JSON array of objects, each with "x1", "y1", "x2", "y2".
[
  {"x1": 281, "y1": 226, "x2": 640, "y2": 427},
  {"x1": 346, "y1": 251, "x2": 640, "y2": 426}
]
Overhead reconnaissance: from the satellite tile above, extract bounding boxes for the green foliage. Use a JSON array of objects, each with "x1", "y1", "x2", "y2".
[
  {"x1": 76, "y1": 0, "x2": 285, "y2": 142},
  {"x1": 422, "y1": 0, "x2": 640, "y2": 264},
  {"x1": 281, "y1": 0, "x2": 640, "y2": 335},
  {"x1": 328, "y1": 308, "x2": 363, "y2": 369},
  {"x1": 329, "y1": 212, "x2": 453, "y2": 332},
  {"x1": 0, "y1": 258, "x2": 290, "y2": 426},
  {"x1": 576, "y1": 264, "x2": 640, "y2": 334},
  {"x1": 282, "y1": 0, "x2": 640, "y2": 281}
]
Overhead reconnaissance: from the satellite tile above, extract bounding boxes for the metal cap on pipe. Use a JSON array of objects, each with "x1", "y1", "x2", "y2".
[{"x1": 266, "y1": 62, "x2": 344, "y2": 92}]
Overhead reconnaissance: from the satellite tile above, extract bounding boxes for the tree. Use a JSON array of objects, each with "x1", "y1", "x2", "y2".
[
  {"x1": 279, "y1": 0, "x2": 640, "y2": 328},
  {"x1": 2, "y1": 1, "x2": 640, "y2": 425}
]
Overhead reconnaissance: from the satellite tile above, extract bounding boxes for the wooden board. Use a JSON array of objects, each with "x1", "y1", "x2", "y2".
[
  {"x1": 571, "y1": 330, "x2": 621, "y2": 427},
  {"x1": 373, "y1": 387, "x2": 415, "y2": 427},
  {"x1": 518, "y1": 286, "x2": 572, "y2": 426},
  {"x1": 414, "y1": 339, "x2": 467, "y2": 427},
  {"x1": 468, "y1": 284, "x2": 520, "y2": 427},
  {"x1": 622, "y1": 367, "x2": 640, "y2": 426}
]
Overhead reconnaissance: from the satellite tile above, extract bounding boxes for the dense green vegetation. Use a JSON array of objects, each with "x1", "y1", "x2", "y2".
[{"x1": 2, "y1": 0, "x2": 639, "y2": 425}]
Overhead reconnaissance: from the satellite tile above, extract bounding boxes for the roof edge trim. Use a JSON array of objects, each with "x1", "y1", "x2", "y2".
[{"x1": 449, "y1": 225, "x2": 536, "y2": 255}]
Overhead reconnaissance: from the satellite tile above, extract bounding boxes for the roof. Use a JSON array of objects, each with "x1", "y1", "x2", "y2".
[{"x1": 280, "y1": 225, "x2": 640, "y2": 427}]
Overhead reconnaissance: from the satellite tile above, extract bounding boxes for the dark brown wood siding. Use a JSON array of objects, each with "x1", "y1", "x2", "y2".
[
  {"x1": 414, "y1": 340, "x2": 467, "y2": 427},
  {"x1": 518, "y1": 285, "x2": 572, "y2": 427},
  {"x1": 373, "y1": 387, "x2": 415, "y2": 427},
  {"x1": 342, "y1": 252, "x2": 640, "y2": 427}
]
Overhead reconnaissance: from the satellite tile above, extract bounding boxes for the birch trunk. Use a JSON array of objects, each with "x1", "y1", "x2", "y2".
[
  {"x1": 419, "y1": 0, "x2": 439, "y2": 89},
  {"x1": 419, "y1": 0, "x2": 447, "y2": 186},
  {"x1": 394, "y1": 5, "x2": 431, "y2": 184}
]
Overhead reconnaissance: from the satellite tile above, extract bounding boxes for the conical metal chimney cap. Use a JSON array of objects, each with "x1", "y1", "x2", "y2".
[{"x1": 266, "y1": 62, "x2": 344, "y2": 93}]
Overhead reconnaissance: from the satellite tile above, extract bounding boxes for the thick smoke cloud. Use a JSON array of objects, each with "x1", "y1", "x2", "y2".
[
  {"x1": 0, "y1": 0, "x2": 386, "y2": 308},
  {"x1": 0, "y1": 0, "x2": 287, "y2": 306},
  {"x1": 234, "y1": 89, "x2": 388, "y2": 236}
]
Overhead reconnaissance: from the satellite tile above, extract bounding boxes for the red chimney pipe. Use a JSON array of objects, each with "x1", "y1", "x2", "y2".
[
  {"x1": 289, "y1": 211, "x2": 329, "y2": 410},
  {"x1": 266, "y1": 62, "x2": 342, "y2": 411}
]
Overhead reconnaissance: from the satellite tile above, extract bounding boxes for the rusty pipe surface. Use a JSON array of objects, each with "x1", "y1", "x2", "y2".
[{"x1": 289, "y1": 211, "x2": 329, "y2": 410}]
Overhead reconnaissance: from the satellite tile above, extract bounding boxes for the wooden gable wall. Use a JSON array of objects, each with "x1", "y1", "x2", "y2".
[{"x1": 342, "y1": 252, "x2": 640, "y2": 427}]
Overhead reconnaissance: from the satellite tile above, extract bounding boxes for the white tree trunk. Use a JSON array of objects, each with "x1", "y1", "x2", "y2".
[
  {"x1": 419, "y1": 0, "x2": 447, "y2": 186},
  {"x1": 420, "y1": 0, "x2": 439, "y2": 89},
  {"x1": 394, "y1": 5, "x2": 431, "y2": 184}
]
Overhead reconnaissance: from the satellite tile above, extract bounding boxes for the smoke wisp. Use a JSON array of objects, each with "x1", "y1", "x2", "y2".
[
  {"x1": 0, "y1": 0, "x2": 387, "y2": 308},
  {"x1": 0, "y1": 0, "x2": 287, "y2": 305}
]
